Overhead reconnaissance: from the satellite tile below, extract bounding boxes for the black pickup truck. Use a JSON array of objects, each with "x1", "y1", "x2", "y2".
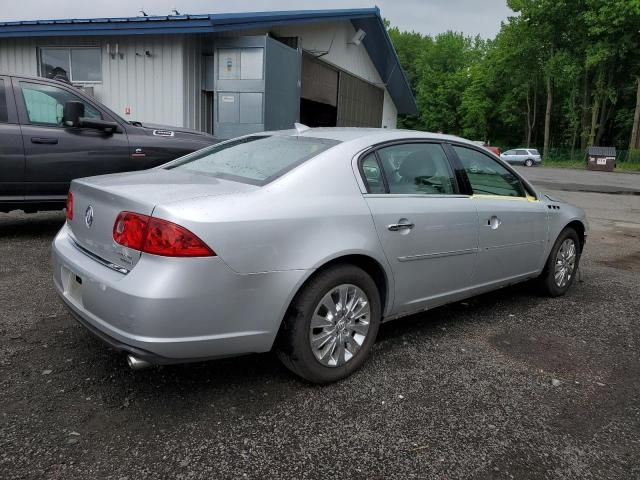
[{"x1": 0, "y1": 74, "x2": 218, "y2": 213}]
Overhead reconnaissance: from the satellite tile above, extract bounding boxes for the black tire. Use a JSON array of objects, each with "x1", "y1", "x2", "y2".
[
  {"x1": 276, "y1": 264, "x2": 382, "y2": 383},
  {"x1": 539, "y1": 227, "x2": 581, "y2": 297},
  {"x1": 524, "y1": 158, "x2": 534, "y2": 167}
]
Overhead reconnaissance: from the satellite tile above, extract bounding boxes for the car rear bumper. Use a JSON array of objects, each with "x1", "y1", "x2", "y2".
[{"x1": 52, "y1": 224, "x2": 307, "y2": 362}]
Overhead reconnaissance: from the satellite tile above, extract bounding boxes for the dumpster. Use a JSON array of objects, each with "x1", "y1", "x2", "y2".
[{"x1": 586, "y1": 146, "x2": 616, "y2": 172}]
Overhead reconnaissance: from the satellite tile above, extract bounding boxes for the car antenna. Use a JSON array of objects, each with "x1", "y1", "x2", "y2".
[{"x1": 294, "y1": 123, "x2": 310, "y2": 134}]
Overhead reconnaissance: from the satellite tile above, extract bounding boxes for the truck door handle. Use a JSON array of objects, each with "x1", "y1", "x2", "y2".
[
  {"x1": 388, "y1": 221, "x2": 415, "y2": 232},
  {"x1": 31, "y1": 137, "x2": 58, "y2": 144}
]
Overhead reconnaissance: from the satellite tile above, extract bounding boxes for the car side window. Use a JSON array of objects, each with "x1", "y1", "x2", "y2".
[
  {"x1": 453, "y1": 145, "x2": 525, "y2": 197},
  {"x1": 360, "y1": 153, "x2": 386, "y2": 194},
  {"x1": 515, "y1": 149, "x2": 527, "y2": 155},
  {"x1": 376, "y1": 143, "x2": 456, "y2": 195},
  {"x1": 20, "y1": 82, "x2": 101, "y2": 126},
  {"x1": 0, "y1": 79, "x2": 7, "y2": 123}
]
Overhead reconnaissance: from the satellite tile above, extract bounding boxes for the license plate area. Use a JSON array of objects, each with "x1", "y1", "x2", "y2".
[{"x1": 61, "y1": 266, "x2": 84, "y2": 307}]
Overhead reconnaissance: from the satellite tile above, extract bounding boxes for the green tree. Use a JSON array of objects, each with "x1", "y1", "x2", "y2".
[
  {"x1": 415, "y1": 32, "x2": 483, "y2": 134},
  {"x1": 386, "y1": 0, "x2": 640, "y2": 155}
]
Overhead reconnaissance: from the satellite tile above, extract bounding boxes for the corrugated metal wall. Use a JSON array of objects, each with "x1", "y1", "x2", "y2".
[
  {"x1": 182, "y1": 34, "x2": 204, "y2": 131},
  {"x1": 0, "y1": 35, "x2": 188, "y2": 127},
  {"x1": 301, "y1": 54, "x2": 338, "y2": 106},
  {"x1": 336, "y1": 71, "x2": 383, "y2": 127}
]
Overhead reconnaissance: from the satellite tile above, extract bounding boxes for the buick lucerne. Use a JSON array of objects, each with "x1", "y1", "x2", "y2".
[{"x1": 52, "y1": 128, "x2": 587, "y2": 383}]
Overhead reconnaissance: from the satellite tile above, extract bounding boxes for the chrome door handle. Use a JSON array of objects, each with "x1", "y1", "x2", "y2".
[
  {"x1": 388, "y1": 222, "x2": 415, "y2": 232},
  {"x1": 487, "y1": 216, "x2": 502, "y2": 230}
]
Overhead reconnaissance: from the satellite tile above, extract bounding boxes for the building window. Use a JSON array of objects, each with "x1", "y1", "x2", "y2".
[{"x1": 39, "y1": 47, "x2": 102, "y2": 83}]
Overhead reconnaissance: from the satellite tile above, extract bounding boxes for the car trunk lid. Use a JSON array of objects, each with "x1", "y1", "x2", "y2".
[{"x1": 68, "y1": 169, "x2": 256, "y2": 270}]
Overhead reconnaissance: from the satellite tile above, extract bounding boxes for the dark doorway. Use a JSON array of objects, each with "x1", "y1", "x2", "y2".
[
  {"x1": 300, "y1": 54, "x2": 338, "y2": 127},
  {"x1": 299, "y1": 53, "x2": 384, "y2": 129},
  {"x1": 300, "y1": 98, "x2": 337, "y2": 127}
]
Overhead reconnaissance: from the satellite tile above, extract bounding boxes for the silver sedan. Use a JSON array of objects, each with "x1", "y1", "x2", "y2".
[{"x1": 52, "y1": 128, "x2": 587, "y2": 383}]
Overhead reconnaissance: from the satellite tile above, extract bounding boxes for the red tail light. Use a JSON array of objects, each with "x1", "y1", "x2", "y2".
[
  {"x1": 65, "y1": 192, "x2": 74, "y2": 221},
  {"x1": 113, "y1": 212, "x2": 148, "y2": 250},
  {"x1": 113, "y1": 212, "x2": 215, "y2": 257},
  {"x1": 144, "y1": 217, "x2": 215, "y2": 257}
]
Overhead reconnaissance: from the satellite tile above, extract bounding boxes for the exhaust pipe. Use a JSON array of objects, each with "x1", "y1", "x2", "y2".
[{"x1": 126, "y1": 354, "x2": 151, "y2": 370}]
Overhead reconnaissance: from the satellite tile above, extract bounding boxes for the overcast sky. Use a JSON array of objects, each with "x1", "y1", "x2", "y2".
[{"x1": 0, "y1": 0, "x2": 514, "y2": 38}]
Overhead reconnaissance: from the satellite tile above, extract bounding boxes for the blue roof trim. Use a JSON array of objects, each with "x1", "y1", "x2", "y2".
[
  {"x1": 352, "y1": 16, "x2": 417, "y2": 115},
  {"x1": 0, "y1": 8, "x2": 418, "y2": 114}
]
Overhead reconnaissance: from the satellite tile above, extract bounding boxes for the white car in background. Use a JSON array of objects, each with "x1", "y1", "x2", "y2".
[{"x1": 501, "y1": 148, "x2": 542, "y2": 167}]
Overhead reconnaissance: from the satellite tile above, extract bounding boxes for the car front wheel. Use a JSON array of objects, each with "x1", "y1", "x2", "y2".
[
  {"x1": 539, "y1": 228, "x2": 581, "y2": 297},
  {"x1": 276, "y1": 265, "x2": 381, "y2": 383}
]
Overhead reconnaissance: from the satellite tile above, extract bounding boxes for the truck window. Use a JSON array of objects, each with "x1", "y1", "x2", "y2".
[
  {"x1": 0, "y1": 79, "x2": 7, "y2": 123},
  {"x1": 19, "y1": 82, "x2": 101, "y2": 126}
]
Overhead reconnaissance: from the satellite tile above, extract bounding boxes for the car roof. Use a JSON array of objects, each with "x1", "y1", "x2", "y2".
[{"x1": 266, "y1": 127, "x2": 476, "y2": 147}]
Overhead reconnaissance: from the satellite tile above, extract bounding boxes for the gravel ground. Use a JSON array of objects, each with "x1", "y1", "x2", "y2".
[{"x1": 1, "y1": 186, "x2": 639, "y2": 479}]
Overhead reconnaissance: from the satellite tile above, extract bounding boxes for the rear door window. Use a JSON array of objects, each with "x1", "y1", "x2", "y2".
[
  {"x1": 167, "y1": 135, "x2": 339, "y2": 186},
  {"x1": 515, "y1": 149, "x2": 527, "y2": 156},
  {"x1": 376, "y1": 143, "x2": 457, "y2": 195},
  {"x1": 0, "y1": 79, "x2": 7, "y2": 123}
]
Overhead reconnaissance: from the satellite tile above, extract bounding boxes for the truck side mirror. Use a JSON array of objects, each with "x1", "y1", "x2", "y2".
[{"x1": 63, "y1": 101, "x2": 85, "y2": 127}]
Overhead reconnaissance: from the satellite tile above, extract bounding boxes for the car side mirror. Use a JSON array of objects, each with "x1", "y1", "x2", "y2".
[
  {"x1": 78, "y1": 117, "x2": 119, "y2": 134},
  {"x1": 62, "y1": 101, "x2": 84, "y2": 127}
]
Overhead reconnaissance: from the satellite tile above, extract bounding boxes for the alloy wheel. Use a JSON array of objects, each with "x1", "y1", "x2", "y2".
[
  {"x1": 554, "y1": 238, "x2": 576, "y2": 288},
  {"x1": 309, "y1": 284, "x2": 371, "y2": 367}
]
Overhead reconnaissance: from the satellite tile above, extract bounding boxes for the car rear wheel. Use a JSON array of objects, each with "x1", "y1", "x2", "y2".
[
  {"x1": 539, "y1": 227, "x2": 581, "y2": 297},
  {"x1": 524, "y1": 158, "x2": 534, "y2": 167},
  {"x1": 276, "y1": 265, "x2": 381, "y2": 383}
]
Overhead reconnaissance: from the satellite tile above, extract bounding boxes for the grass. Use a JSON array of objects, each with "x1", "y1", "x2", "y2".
[
  {"x1": 541, "y1": 159, "x2": 640, "y2": 172},
  {"x1": 616, "y1": 162, "x2": 640, "y2": 172}
]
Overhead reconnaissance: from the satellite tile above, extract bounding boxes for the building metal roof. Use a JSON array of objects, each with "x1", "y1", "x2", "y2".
[
  {"x1": 587, "y1": 146, "x2": 616, "y2": 157},
  {"x1": 0, "y1": 8, "x2": 418, "y2": 114}
]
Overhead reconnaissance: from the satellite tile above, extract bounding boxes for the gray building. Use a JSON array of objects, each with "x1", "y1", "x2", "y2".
[{"x1": 0, "y1": 8, "x2": 417, "y2": 138}]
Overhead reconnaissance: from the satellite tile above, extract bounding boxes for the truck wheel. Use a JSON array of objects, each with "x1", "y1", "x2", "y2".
[
  {"x1": 276, "y1": 265, "x2": 381, "y2": 383},
  {"x1": 539, "y1": 228, "x2": 581, "y2": 297}
]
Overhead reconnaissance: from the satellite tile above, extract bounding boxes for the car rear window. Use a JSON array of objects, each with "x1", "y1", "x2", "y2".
[
  {"x1": 166, "y1": 135, "x2": 339, "y2": 186},
  {"x1": 529, "y1": 149, "x2": 540, "y2": 155}
]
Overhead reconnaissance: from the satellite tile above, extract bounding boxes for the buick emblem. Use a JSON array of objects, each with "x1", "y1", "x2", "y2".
[{"x1": 84, "y1": 205, "x2": 94, "y2": 228}]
